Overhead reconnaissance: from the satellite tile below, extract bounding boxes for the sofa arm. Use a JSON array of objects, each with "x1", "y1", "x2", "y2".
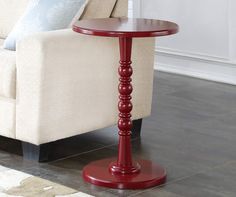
[{"x1": 16, "y1": 29, "x2": 155, "y2": 145}]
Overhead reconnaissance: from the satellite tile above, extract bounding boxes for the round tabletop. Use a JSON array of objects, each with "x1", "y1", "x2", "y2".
[{"x1": 73, "y1": 18, "x2": 178, "y2": 38}]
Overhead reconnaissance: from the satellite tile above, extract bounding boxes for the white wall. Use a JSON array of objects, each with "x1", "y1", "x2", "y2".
[
  {"x1": 132, "y1": 0, "x2": 236, "y2": 85},
  {"x1": 128, "y1": 0, "x2": 133, "y2": 17}
]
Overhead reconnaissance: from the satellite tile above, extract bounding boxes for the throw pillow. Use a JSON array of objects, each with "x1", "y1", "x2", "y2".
[{"x1": 4, "y1": 0, "x2": 88, "y2": 50}]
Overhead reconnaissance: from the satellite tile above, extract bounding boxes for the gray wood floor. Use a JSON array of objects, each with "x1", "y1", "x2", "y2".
[{"x1": 0, "y1": 71, "x2": 236, "y2": 197}]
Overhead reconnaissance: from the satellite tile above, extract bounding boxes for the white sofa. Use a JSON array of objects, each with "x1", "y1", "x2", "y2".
[{"x1": 0, "y1": 0, "x2": 155, "y2": 161}]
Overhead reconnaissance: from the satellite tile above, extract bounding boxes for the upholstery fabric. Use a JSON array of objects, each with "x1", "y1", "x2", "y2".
[
  {"x1": 0, "y1": 47, "x2": 16, "y2": 99},
  {"x1": 69, "y1": 0, "x2": 89, "y2": 27},
  {"x1": 16, "y1": 29, "x2": 155, "y2": 145},
  {"x1": 0, "y1": 97, "x2": 15, "y2": 139},
  {"x1": 81, "y1": 0, "x2": 117, "y2": 19},
  {"x1": 0, "y1": 40, "x2": 16, "y2": 139},
  {"x1": 0, "y1": 39, "x2": 4, "y2": 46},
  {"x1": 0, "y1": 0, "x2": 30, "y2": 39},
  {"x1": 4, "y1": 0, "x2": 87, "y2": 50},
  {"x1": 111, "y1": 0, "x2": 128, "y2": 18}
]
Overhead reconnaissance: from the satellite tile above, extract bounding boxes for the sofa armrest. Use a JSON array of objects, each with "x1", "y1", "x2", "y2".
[{"x1": 16, "y1": 29, "x2": 155, "y2": 145}]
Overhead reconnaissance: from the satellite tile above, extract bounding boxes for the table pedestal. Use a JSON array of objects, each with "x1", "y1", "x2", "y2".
[{"x1": 83, "y1": 37, "x2": 167, "y2": 189}]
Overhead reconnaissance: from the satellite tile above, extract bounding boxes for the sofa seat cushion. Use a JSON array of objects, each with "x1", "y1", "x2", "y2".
[
  {"x1": 0, "y1": 45, "x2": 16, "y2": 99},
  {"x1": 0, "y1": 97, "x2": 16, "y2": 139}
]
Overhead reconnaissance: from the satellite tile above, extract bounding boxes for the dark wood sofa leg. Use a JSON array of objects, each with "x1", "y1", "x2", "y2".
[
  {"x1": 131, "y1": 119, "x2": 143, "y2": 139},
  {"x1": 22, "y1": 142, "x2": 51, "y2": 162}
]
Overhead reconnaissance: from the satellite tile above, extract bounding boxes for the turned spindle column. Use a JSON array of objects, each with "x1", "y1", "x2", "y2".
[{"x1": 109, "y1": 37, "x2": 140, "y2": 174}]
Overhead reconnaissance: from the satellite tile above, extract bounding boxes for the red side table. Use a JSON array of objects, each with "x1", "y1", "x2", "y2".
[{"x1": 73, "y1": 18, "x2": 178, "y2": 190}]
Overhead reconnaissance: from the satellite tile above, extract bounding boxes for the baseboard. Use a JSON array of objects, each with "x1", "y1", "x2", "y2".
[{"x1": 154, "y1": 49, "x2": 236, "y2": 86}]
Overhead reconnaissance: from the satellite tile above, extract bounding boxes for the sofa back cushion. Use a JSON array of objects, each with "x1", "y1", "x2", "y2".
[
  {"x1": 0, "y1": 0, "x2": 30, "y2": 38},
  {"x1": 81, "y1": 0, "x2": 117, "y2": 19},
  {"x1": 111, "y1": 0, "x2": 128, "y2": 18}
]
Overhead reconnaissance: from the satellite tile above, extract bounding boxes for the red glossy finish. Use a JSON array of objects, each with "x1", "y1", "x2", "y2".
[
  {"x1": 73, "y1": 18, "x2": 179, "y2": 38},
  {"x1": 83, "y1": 158, "x2": 166, "y2": 189},
  {"x1": 73, "y1": 18, "x2": 178, "y2": 189},
  {"x1": 109, "y1": 37, "x2": 139, "y2": 175}
]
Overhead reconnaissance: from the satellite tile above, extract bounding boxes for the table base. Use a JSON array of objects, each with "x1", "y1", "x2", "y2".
[{"x1": 83, "y1": 158, "x2": 166, "y2": 189}]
